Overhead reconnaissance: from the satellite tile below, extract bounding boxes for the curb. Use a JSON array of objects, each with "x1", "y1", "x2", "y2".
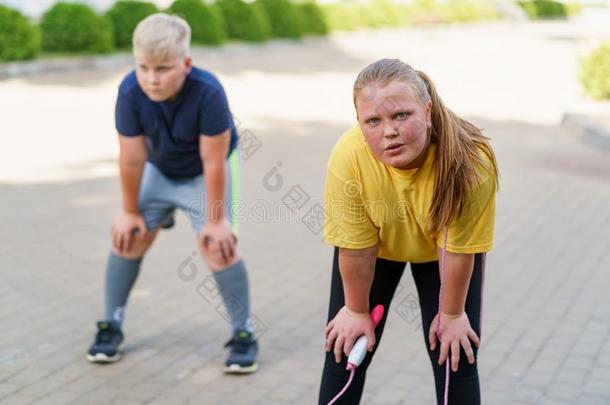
[
  {"x1": 561, "y1": 113, "x2": 610, "y2": 151},
  {"x1": 0, "y1": 54, "x2": 132, "y2": 79}
]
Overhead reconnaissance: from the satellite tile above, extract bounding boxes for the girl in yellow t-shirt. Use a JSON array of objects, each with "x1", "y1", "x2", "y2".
[{"x1": 320, "y1": 59, "x2": 498, "y2": 405}]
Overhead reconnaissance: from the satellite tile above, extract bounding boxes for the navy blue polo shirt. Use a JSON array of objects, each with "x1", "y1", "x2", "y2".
[{"x1": 115, "y1": 67, "x2": 238, "y2": 179}]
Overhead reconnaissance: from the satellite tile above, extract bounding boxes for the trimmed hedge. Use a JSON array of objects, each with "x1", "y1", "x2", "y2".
[
  {"x1": 169, "y1": 0, "x2": 226, "y2": 45},
  {"x1": 0, "y1": 5, "x2": 40, "y2": 61},
  {"x1": 298, "y1": 2, "x2": 328, "y2": 36},
  {"x1": 581, "y1": 43, "x2": 610, "y2": 100},
  {"x1": 322, "y1": 0, "x2": 409, "y2": 31},
  {"x1": 211, "y1": 4, "x2": 229, "y2": 42},
  {"x1": 363, "y1": 0, "x2": 406, "y2": 27},
  {"x1": 40, "y1": 2, "x2": 114, "y2": 53},
  {"x1": 445, "y1": 0, "x2": 498, "y2": 22},
  {"x1": 106, "y1": 1, "x2": 158, "y2": 49},
  {"x1": 4, "y1": 0, "x2": 505, "y2": 60},
  {"x1": 256, "y1": 0, "x2": 302, "y2": 39},
  {"x1": 517, "y1": 0, "x2": 567, "y2": 19},
  {"x1": 216, "y1": 0, "x2": 270, "y2": 42},
  {"x1": 321, "y1": 3, "x2": 365, "y2": 31},
  {"x1": 322, "y1": 0, "x2": 499, "y2": 32}
]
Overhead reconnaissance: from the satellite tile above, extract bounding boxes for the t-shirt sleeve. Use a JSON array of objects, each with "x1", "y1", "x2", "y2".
[
  {"x1": 436, "y1": 165, "x2": 497, "y2": 254},
  {"x1": 323, "y1": 139, "x2": 379, "y2": 249},
  {"x1": 199, "y1": 87, "x2": 232, "y2": 136},
  {"x1": 115, "y1": 90, "x2": 143, "y2": 137}
]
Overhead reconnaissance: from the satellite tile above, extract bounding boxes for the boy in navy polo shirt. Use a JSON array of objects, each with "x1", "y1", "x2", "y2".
[{"x1": 86, "y1": 13, "x2": 258, "y2": 373}]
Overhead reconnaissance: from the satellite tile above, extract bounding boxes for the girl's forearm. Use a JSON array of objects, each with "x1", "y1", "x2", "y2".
[
  {"x1": 440, "y1": 252, "x2": 474, "y2": 315},
  {"x1": 338, "y1": 245, "x2": 378, "y2": 313}
]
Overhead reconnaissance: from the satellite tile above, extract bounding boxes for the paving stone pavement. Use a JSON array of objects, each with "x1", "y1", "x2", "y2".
[{"x1": 1, "y1": 17, "x2": 610, "y2": 405}]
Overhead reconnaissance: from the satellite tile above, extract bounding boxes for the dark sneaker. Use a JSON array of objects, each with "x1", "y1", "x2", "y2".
[
  {"x1": 86, "y1": 321, "x2": 124, "y2": 363},
  {"x1": 224, "y1": 330, "x2": 258, "y2": 374},
  {"x1": 160, "y1": 215, "x2": 175, "y2": 229}
]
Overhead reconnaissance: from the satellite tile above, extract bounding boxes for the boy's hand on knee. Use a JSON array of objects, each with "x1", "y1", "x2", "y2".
[
  {"x1": 111, "y1": 211, "x2": 147, "y2": 255},
  {"x1": 199, "y1": 217, "x2": 237, "y2": 266}
]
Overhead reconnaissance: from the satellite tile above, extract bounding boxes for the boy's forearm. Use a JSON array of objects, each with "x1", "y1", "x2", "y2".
[
  {"x1": 440, "y1": 252, "x2": 474, "y2": 315},
  {"x1": 338, "y1": 246, "x2": 379, "y2": 313},
  {"x1": 119, "y1": 161, "x2": 145, "y2": 213},
  {"x1": 203, "y1": 160, "x2": 226, "y2": 224}
]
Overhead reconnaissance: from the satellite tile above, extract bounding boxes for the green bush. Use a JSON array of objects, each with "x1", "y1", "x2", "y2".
[
  {"x1": 321, "y1": 3, "x2": 365, "y2": 31},
  {"x1": 323, "y1": 1, "x2": 409, "y2": 31},
  {"x1": 40, "y1": 2, "x2": 114, "y2": 53},
  {"x1": 106, "y1": 1, "x2": 158, "y2": 49},
  {"x1": 298, "y1": 2, "x2": 328, "y2": 36},
  {"x1": 169, "y1": 0, "x2": 226, "y2": 45},
  {"x1": 581, "y1": 43, "x2": 610, "y2": 100},
  {"x1": 446, "y1": 0, "x2": 498, "y2": 22},
  {"x1": 211, "y1": 3, "x2": 229, "y2": 41},
  {"x1": 517, "y1": 0, "x2": 567, "y2": 19},
  {"x1": 363, "y1": 0, "x2": 405, "y2": 27},
  {"x1": 216, "y1": 0, "x2": 270, "y2": 42},
  {"x1": 0, "y1": 5, "x2": 40, "y2": 61},
  {"x1": 565, "y1": 3, "x2": 583, "y2": 17},
  {"x1": 517, "y1": 0, "x2": 537, "y2": 17},
  {"x1": 256, "y1": 0, "x2": 302, "y2": 39}
]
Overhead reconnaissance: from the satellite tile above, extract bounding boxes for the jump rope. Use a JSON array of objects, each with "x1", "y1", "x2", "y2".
[{"x1": 328, "y1": 228, "x2": 486, "y2": 405}]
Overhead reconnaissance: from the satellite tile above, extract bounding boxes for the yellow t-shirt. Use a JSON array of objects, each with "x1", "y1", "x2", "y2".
[{"x1": 323, "y1": 126, "x2": 497, "y2": 263}]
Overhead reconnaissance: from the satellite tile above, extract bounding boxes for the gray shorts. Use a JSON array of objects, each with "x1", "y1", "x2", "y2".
[{"x1": 138, "y1": 150, "x2": 240, "y2": 233}]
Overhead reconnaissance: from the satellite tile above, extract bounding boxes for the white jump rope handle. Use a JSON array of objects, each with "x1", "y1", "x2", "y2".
[
  {"x1": 347, "y1": 305, "x2": 384, "y2": 369},
  {"x1": 347, "y1": 335, "x2": 369, "y2": 368}
]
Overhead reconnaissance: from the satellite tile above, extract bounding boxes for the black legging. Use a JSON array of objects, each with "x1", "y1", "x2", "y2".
[{"x1": 318, "y1": 248, "x2": 484, "y2": 405}]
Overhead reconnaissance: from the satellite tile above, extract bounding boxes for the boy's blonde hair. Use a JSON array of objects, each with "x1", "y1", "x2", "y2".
[{"x1": 133, "y1": 13, "x2": 191, "y2": 59}]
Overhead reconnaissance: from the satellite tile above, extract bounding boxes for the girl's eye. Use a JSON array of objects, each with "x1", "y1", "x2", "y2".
[
  {"x1": 367, "y1": 118, "x2": 380, "y2": 126},
  {"x1": 395, "y1": 112, "x2": 408, "y2": 119}
]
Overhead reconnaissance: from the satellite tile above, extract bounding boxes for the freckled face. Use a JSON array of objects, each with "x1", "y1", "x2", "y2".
[
  {"x1": 134, "y1": 53, "x2": 192, "y2": 102},
  {"x1": 356, "y1": 81, "x2": 432, "y2": 170}
]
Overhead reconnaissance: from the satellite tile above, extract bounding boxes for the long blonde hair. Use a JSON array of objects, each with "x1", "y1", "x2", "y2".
[{"x1": 353, "y1": 59, "x2": 499, "y2": 235}]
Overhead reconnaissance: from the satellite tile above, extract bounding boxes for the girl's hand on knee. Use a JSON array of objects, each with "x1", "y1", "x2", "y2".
[
  {"x1": 325, "y1": 306, "x2": 376, "y2": 363},
  {"x1": 428, "y1": 312, "x2": 480, "y2": 372}
]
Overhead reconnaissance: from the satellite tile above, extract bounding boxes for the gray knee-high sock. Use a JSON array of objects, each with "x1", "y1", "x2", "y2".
[
  {"x1": 104, "y1": 252, "x2": 142, "y2": 324},
  {"x1": 212, "y1": 260, "x2": 252, "y2": 334}
]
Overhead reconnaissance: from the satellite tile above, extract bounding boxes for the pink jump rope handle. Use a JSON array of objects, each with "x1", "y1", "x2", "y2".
[{"x1": 346, "y1": 305, "x2": 385, "y2": 370}]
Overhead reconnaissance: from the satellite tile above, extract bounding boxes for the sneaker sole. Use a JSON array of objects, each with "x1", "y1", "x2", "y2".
[
  {"x1": 86, "y1": 352, "x2": 121, "y2": 363},
  {"x1": 86, "y1": 345, "x2": 123, "y2": 364},
  {"x1": 224, "y1": 363, "x2": 258, "y2": 374}
]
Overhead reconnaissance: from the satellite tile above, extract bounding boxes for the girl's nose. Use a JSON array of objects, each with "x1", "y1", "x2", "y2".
[{"x1": 383, "y1": 124, "x2": 398, "y2": 138}]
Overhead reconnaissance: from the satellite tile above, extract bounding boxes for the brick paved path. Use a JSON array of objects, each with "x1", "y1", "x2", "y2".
[{"x1": 1, "y1": 18, "x2": 609, "y2": 405}]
